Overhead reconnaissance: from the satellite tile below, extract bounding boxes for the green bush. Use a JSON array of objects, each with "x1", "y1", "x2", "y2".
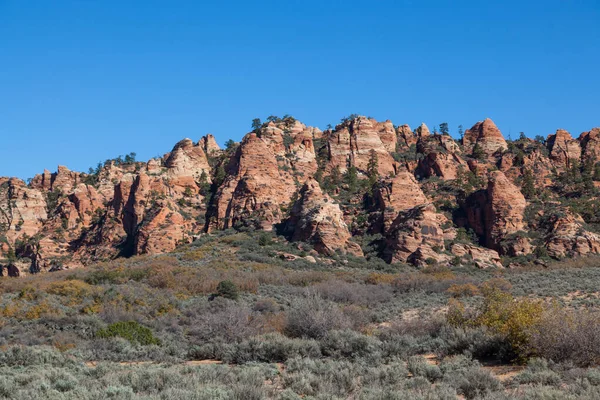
[
  {"x1": 96, "y1": 321, "x2": 161, "y2": 346},
  {"x1": 215, "y1": 280, "x2": 239, "y2": 300}
]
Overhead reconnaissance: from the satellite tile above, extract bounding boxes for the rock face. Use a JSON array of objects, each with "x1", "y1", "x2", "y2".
[
  {"x1": 396, "y1": 125, "x2": 417, "y2": 148},
  {"x1": 580, "y1": 127, "x2": 600, "y2": 163},
  {"x1": 378, "y1": 120, "x2": 398, "y2": 153},
  {"x1": 289, "y1": 126, "x2": 318, "y2": 178},
  {"x1": 375, "y1": 170, "x2": 428, "y2": 232},
  {"x1": 165, "y1": 139, "x2": 212, "y2": 182},
  {"x1": 209, "y1": 132, "x2": 298, "y2": 231},
  {"x1": 465, "y1": 171, "x2": 528, "y2": 254},
  {"x1": 415, "y1": 123, "x2": 430, "y2": 138},
  {"x1": 30, "y1": 166, "x2": 81, "y2": 193},
  {"x1": 0, "y1": 178, "x2": 49, "y2": 261},
  {"x1": 377, "y1": 171, "x2": 428, "y2": 212},
  {"x1": 384, "y1": 203, "x2": 455, "y2": 266},
  {"x1": 199, "y1": 134, "x2": 221, "y2": 155},
  {"x1": 285, "y1": 178, "x2": 362, "y2": 256},
  {"x1": 463, "y1": 118, "x2": 507, "y2": 157},
  {"x1": 417, "y1": 134, "x2": 469, "y2": 180},
  {"x1": 547, "y1": 129, "x2": 581, "y2": 169},
  {"x1": 1, "y1": 138, "x2": 209, "y2": 271},
  {"x1": 3, "y1": 115, "x2": 600, "y2": 275},
  {"x1": 327, "y1": 117, "x2": 397, "y2": 176},
  {"x1": 451, "y1": 243, "x2": 502, "y2": 269},
  {"x1": 544, "y1": 211, "x2": 600, "y2": 258}
]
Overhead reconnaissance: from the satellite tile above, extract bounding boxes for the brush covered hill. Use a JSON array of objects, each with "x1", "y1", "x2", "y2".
[{"x1": 2, "y1": 115, "x2": 600, "y2": 275}]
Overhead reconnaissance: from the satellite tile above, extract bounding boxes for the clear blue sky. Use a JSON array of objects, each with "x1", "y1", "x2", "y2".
[{"x1": 1, "y1": 0, "x2": 599, "y2": 179}]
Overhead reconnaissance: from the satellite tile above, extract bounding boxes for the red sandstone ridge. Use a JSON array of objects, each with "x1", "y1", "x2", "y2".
[{"x1": 2, "y1": 114, "x2": 600, "y2": 274}]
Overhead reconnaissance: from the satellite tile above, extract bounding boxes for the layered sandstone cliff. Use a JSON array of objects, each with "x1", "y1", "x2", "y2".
[{"x1": 1, "y1": 115, "x2": 600, "y2": 274}]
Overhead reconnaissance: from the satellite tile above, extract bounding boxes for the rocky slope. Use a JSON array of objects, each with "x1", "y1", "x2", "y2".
[{"x1": 2, "y1": 115, "x2": 600, "y2": 275}]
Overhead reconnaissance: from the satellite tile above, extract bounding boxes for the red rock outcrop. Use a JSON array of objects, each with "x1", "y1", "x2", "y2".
[
  {"x1": 415, "y1": 123, "x2": 430, "y2": 138},
  {"x1": 4, "y1": 115, "x2": 600, "y2": 274},
  {"x1": 30, "y1": 165, "x2": 81, "y2": 193},
  {"x1": 327, "y1": 117, "x2": 397, "y2": 176},
  {"x1": 396, "y1": 124, "x2": 417, "y2": 148},
  {"x1": 546, "y1": 129, "x2": 581, "y2": 169},
  {"x1": 579, "y1": 128, "x2": 600, "y2": 163},
  {"x1": 285, "y1": 178, "x2": 362, "y2": 256},
  {"x1": 199, "y1": 134, "x2": 221, "y2": 155},
  {"x1": 463, "y1": 118, "x2": 507, "y2": 158},
  {"x1": 450, "y1": 243, "x2": 503, "y2": 269},
  {"x1": 0, "y1": 178, "x2": 47, "y2": 246},
  {"x1": 378, "y1": 120, "x2": 397, "y2": 153},
  {"x1": 417, "y1": 134, "x2": 469, "y2": 180},
  {"x1": 165, "y1": 139, "x2": 212, "y2": 182},
  {"x1": 134, "y1": 201, "x2": 188, "y2": 254},
  {"x1": 544, "y1": 211, "x2": 600, "y2": 258},
  {"x1": 375, "y1": 170, "x2": 428, "y2": 232},
  {"x1": 288, "y1": 127, "x2": 318, "y2": 178},
  {"x1": 384, "y1": 203, "x2": 456, "y2": 266},
  {"x1": 209, "y1": 132, "x2": 297, "y2": 231},
  {"x1": 465, "y1": 171, "x2": 529, "y2": 254}
]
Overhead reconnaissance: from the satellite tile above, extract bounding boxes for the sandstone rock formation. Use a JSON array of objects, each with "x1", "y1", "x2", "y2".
[
  {"x1": 450, "y1": 243, "x2": 502, "y2": 269},
  {"x1": 546, "y1": 129, "x2": 581, "y2": 169},
  {"x1": 465, "y1": 171, "x2": 528, "y2": 254},
  {"x1": 288, "y1": 126, "x2": 318, "y2": 178},
  {"x1": 285, "y1": 178, "x2": 362, "y2": 256},
  {"x1": 417, "y1": 134, "x2": 469, "y2": 180},
  {"x1": 327, "y1": 117, "x2": 397, "y2": 176},
  {"x1": 199, "y1": 134, "x2": 221, "y2": 155},
  {"x1": 580, "y1": 127, "x2": 600, "y2": 163},
  {"x1": 396, "y1": 124, "x2": 417, "y2": 148},
  {"x1": 378, "y1": 120, "x2": 398, "y2": 153},
  {"x1": 165, "y1": 138, "x2": 212, "y2": 182},
  {"x1": 209, "y1": 132, "x2": 298, "y2": 231},
  {"x1": 463, "y1": 118, "x2": 507, "y2": 158},
  {"x1": 375, "y1": 170, "x2": 428, "y2": 232},
  {"x1": 384, "y1": 203, "x2": 455, "y2": 266},
  {"x1": 30, "y1": 165, "x2": 81, "y2": 193},
  {"x1": 2, "y1": 115, "x2": 600, "y2": 274},
  {"x1": 544, "y1": 210, "x2": 600, "y2": 258},
  {"x1": 0, "y1": 178, "x2": 48, "y2": 245},
  {"x1": 415, "y1": 123, "x2": 430, "y2": 138}
]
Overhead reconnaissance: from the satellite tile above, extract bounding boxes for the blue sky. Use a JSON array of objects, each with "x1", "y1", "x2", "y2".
[{"x1": 1, "y1": 0, "x2": 599, "y2": 179}]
